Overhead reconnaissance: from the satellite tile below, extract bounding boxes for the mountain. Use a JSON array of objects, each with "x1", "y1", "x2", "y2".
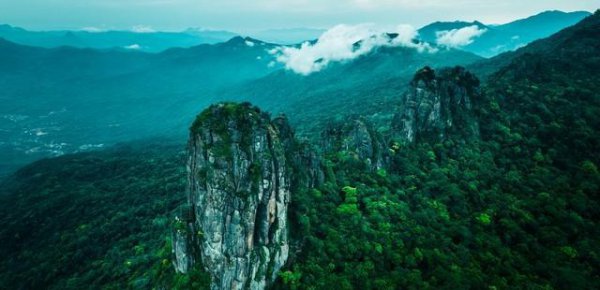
[
  {"x1": 469, "y1": 9, "x2": 600, "y2": 79},
  {"x1": 248, "y1": 27, "x2": 325, "y2": 44},
  {"x1": 174, "y1": 103, "x2": 300, "y2": 288},
  {"x1": 0, "y1": 10, "x2": 591, "y2": 177},
  {"x1": 279, "y1": 11, "x2": 599, "y2": 289},
  {"x1": 481, "y1": 10, "x2": 600, "y2": 169},
  {"x1": 217, "y1": 45, "x2": 483, "y2": 136},
  {"x1": 418, "y1": 10, "x2": 591, "y2": 57},
  {"x1": 0, "y1": 140, "x2": 213, "y2": 289},
  {"x1": 0, "y1": 24, "x2": 238, "y2": 52},
  {"x1": 418, "y1": 20, "x2": 488, "y2": 43},
  {"x1": 0, "y1": 34, "x2": 483, "y2": 177},
  {"x1": 0, "y1": 10, "x2": 599, "y2": 290},
  {"x1": 0, "y1": 36, "x2": 280, "y2": 177}
]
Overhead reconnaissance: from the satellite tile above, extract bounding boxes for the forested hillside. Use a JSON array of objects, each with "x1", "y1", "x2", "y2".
[{"x1": 0, "y1": 10, "x2": 598, "y2": 290}]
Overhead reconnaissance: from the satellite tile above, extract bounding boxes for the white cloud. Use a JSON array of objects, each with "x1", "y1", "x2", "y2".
[
  {"x1": 270, "y1": 23, "x2": 434, "y2": 75},
  {"x1": 245, "y1": 40, "x2": 255, "y2": 47},
  {"x1": 435, "y1": 25, "x2": 486, "y2": 48},
  {"x1": 124, "y1": 44, "x2": 142, "y2": 50},
  {"x1": 80, "y1": 26, "x2": 105, "y2": 33},
  {"x1": 131, "y1": 25, "x2": 155, "y2": 33}
]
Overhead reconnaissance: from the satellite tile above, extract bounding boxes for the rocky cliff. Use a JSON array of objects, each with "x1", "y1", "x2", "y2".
[
  {"x1": 173, "y1": 102, "x2": 297, "y2": 290},
  {"x1": 391, "y1": 66, "x2": 481, "y2": 144},
  {"x1": 321, "y1": 118, "x2": 386, "y2": 170}
]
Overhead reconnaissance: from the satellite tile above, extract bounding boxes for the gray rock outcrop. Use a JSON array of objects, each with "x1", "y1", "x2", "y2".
[
  {"x1": 173, "y1": 102, "x2": 296, "y2": 290},
  {"x1": 392, "y1": 66, "x2": 481, "y2": 144},
  {"x1": 321, "y1": 118, "x2": 386, "y2": 170}
]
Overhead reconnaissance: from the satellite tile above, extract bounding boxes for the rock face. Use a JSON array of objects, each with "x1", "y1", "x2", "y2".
[
  {"x1": 392, "y1": 66, "x2": 481, "y2": 144},
  {"x1": 321, "y1": 118, "x2": 386, "y2": 170},
  {"x1": 174, "y1": 102, "x2": 295, "y2": 290}
]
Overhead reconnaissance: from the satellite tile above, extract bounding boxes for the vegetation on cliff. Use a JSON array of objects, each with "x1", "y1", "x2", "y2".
[{"x1": 0, "y1": 11, "x2": 598, "y2": 290}]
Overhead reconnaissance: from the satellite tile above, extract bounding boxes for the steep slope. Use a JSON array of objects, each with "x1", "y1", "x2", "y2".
[
  {"x1": 0, "y1": 10, "x2": 599, "y2": 290},
  {"x1": 278, "y1": 12, "x2": 600, "y2": 290},
  {"x1": 469, "y1": 9, "x2": 600, "y2": 79},
  {"x1": 480, "y1": 10, "x2": 600, "y2": 170},
  {"x1": 391, "y1": 66, "x2": 481, "y2": 144},
  {"x1": 418, "y1": 10, "x2": 591, "y2": 57},
  {"x1": 0, "y1": 37, "x2": 280, "y2": 177},
  {"x1": 173, "y1": 103, "x2": 301, "y2": 289},
  {"x1": 418, "y1": 21, "x2": 488, "y2": 44},
  {"x1": 320, "y1": 118, "x2": 387, "y2": 171},
  {"x1": 219, "y1": 45, "x2": 483, "y2": 136},
  {"x1": 0, "y1": 24, "x2": 237, "y2": 52}
]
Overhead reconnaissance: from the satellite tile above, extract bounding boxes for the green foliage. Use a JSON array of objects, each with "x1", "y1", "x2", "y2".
[
  {"x1": 279, "y1": 270, "x2": 302, "y2": 288},
  {"x1": 2, "y1": 12, "x2": 600, "y2": 290},
  {"x1": 559, "y1": 246, "x2": 578, "y2": 259},
  {"x1": 581, "y1": 160, "x2": 598, "y2": 175},
  {"x1": 0, "y1": 141, "x2": 210, "y2": 290},
  {"x1": 475, "y1": 213, "x2": 492, "y2": 225},
  {"x1": 280, "y1": 14, "x2": 600, "y2": 289},
  {"x1": 342, "y1": 185, "x2": 357, "y2": 197}
]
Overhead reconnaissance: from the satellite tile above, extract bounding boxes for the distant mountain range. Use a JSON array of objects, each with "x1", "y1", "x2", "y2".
[
  {"x1": 418, "y1": 10, "x2": 591, "y2": 57},
  {"x1": 0, "y1": 25, "x2": 326, "y2": 52},
  {"x1": 217, "y1": 45, "x2": 482, "y2": 135},
  {"x1": 1, "y1": 10, "x2": 599, "y2": 290},
  {"x1": 0, "y1": 33, "x2": 482, "y2": 177},
  {"x1": 248, "y1": 28, "x2": 325, "y2": 45},
  {"x1": 0, "y1": 9, "x2": 594, "y2": 176},
  {"x1": 0, "y1": 25, "x2": 239, "y2": 52},
  {"x1": 0, "y1": 36, "x2": 280, "y2": 175},
  {"x1": 0, "y1": 10, "x2": 590, "y2": 55}
]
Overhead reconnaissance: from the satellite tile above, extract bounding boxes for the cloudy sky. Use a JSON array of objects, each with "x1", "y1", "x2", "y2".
[{"x1": 0, "y1": 0, "x2": 598, "y2": 32}]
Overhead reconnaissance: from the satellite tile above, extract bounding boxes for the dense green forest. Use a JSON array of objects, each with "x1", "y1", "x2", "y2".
[
  {"x1": 277, "y1": 12, "x2": 600, "y2": 289},
  {"x1": 1, "y1": 10, "x2": 599, "y2": 290},
  {"x1": 0, "y1": 141, "x2": 210, "y2": 289}
]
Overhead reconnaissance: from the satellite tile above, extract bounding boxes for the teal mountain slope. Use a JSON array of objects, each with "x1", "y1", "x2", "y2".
[
  {"x1": 0, "y1": 11, "x2": 599, "y2": 290},
  {"x1": 0, "y1": 10, "x2": 591, "y2": 177},
  {"x1": 0, "y1": 36, "x2": 279, "y2": 177},
  {"x1": 469, "y1": 9, "x2": 600, "y2": 79},
  {"x1": 418, "y1": 10, "x2": 591, "y2": 57}
]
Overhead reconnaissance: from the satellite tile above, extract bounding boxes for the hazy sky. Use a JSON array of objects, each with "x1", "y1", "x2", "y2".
[{"x1": 0, "y1": 0, "x2": 598, "y2": 33}]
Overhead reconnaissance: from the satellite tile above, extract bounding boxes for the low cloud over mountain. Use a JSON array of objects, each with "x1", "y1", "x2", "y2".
[
  {"x1": 270, "y1": 24, "x2": 435, "y2": 75},
  {"x1": 435, "y1": 25, "x2": 487, "y2": 48}
]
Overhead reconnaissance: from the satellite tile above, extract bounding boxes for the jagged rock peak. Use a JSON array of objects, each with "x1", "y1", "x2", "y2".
[
  {"x1": 321, "y1": 117, "x2": 386, "y2": 170},
  {"x1": 392, "y1": 66, "x2": 481, "y2": 144},
  {"x1": 174, "y1": 102, "x2": 295, "y2": 290}
]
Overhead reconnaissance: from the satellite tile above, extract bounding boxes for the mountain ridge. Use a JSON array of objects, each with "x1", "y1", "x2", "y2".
[
  {"x1": 418, "y1": 10, "x2": 591, "y2": 57},
  {"x1": 0, "y1": 9, "x2": 599, "y2": 290},
  {"x1": 0, "y1": 24, "x2": 239, "y2": 52}
]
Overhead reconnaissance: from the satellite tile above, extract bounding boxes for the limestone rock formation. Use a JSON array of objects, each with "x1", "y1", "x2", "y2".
[
  {"x1": 392, "y1": 66, "x2": 481, "y2": 144},
  {"x1": 321, "y1": 118, "x2": 386, "y2": 170},
  {"x1": 173, "y1": 102, "x2": 297, "y2": 290}
]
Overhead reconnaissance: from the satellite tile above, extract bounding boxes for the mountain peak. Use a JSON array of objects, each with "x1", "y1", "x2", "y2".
[
  {"x1": 417, "y1": 10, "x2": 591, "y2": 57},
  {"x1": 417, "y1": 20, "x2": 488, "y2": 44},
  {"x1": 536, "y1": 10, "x2": 592, "y2": 16},
  {"x1": 176, "y1": 102, "x2": 297, "y2": 289},
  {"x1": 222, "y1": 35, "x2": 268, "y2": 47}
]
